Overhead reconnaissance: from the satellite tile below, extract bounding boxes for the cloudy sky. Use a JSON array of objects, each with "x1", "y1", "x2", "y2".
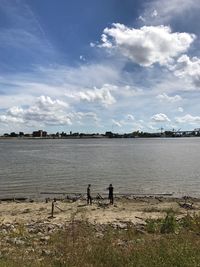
[{"x1": 0, "y1": 0, "x2": 200, "y2": 134}]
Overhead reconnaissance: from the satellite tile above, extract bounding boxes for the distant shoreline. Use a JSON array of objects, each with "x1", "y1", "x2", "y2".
[{"x1": 1, "y1": 136, "x2": 200, "y2": 140}]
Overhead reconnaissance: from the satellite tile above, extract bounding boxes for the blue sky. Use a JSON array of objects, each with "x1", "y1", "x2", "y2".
[{"x1": 0, "y1": 0, "x2": 200, "y2": 134}]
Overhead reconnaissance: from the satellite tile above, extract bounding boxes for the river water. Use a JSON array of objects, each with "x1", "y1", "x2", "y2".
[{"x1": 0, "y1": 138, "x2": 200, "y2": 198}]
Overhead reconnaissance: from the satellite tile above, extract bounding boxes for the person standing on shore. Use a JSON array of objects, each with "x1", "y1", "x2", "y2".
[
  {"x1": 87, "y1": 184, "x2": 92, "y2": 205},
  {"x1": 108, "y1": 184, "x2": 114, "y2": 204}
]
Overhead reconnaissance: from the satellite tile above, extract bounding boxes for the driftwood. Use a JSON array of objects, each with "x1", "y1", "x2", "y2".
[
  {"x1": 66, "y1": 194, "x2": 83, "y2": 202},
  {"x1": 178, "y1": 202, "x2": 194, "y2": 209},
  {"x1": 48, "y1": 199, "x2": 68, "y2": 218},
  {"x1": 178, "y1": 196, "x2": 194, "y2": 210},
  {"x1": 55, "y1": 205, "x2": 64, "y2": 212},
  {"x1": 96, "y1": 193, "x2": 103, "y2": 199},
  {"x1": 155, "y1": 197, "x2": 163, "y2": 202},
  {"x1": 97, "y1": 202, "x2": 109, "y2": 208},
  {"x1": 41, "y1": 192, "x2": 173, "y2": 197},
  {"x1": 135, "y1": 216, "x2": 144, "y2": 220}
]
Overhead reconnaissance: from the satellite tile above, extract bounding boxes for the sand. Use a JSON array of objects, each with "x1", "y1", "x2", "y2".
[{"x1": 0, "y1": 197, "x2": 199, "y2": 226}]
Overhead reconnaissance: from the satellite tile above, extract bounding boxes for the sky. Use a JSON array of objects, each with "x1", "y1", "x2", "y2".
[{"x1": 0, "y1": 0, "x2": 200, "y2": 134}]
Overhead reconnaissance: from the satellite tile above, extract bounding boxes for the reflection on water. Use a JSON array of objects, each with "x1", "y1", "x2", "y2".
[{"x1": 0, "y1": 138, "x2": 200, "y2": 198}]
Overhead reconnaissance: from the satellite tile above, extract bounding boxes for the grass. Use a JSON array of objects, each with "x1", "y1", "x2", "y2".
[
  {"x1": 1, "y1": 213, "x2": 200, "y2": 266},
  {"x1": 143, "y1": 207, "x2": 181, "y2": 214}
]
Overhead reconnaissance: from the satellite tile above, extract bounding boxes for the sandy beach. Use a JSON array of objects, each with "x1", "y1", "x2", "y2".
[{"x1": 0, "y1": 196, "x2": 199, "y2": 226}]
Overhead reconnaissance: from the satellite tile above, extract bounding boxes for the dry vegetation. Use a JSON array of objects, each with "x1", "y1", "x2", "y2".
[{"x1": 0, "y1": 198, "x2": 200, "y2": 266}]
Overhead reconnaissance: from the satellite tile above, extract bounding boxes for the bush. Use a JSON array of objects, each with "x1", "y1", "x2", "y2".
[{"x1": 160, "y1": 211, "x2": 178, "y2": 234}]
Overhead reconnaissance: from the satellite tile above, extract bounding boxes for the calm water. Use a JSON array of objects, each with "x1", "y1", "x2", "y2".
[{"x1": 0, "y1": 138, "x2": 200, "y2": 198}]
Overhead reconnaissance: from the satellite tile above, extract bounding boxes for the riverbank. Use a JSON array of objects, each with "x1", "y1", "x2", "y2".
[
  {"x1": 0, "y1": 196, "x2": 199, "y2": 225},
  {"x1": 1, "y1": 197, "x2": 200, "y2": 266}
]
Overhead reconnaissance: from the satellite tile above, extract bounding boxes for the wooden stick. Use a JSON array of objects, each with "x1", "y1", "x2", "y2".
[
  {"x1": 55, "y1": 205, "x2": 64, "y2": 212},
  {"x1": 51, "y1": 201, "x2": 55, "y2": 218}
]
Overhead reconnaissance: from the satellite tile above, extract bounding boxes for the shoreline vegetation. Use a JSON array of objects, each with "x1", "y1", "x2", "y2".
[
  {"x1": 1, "y1": 128, "x2": 200, "y2": 139},
  {"x1": 1, "y1": 196, "x2": 200, "y2": 266}
]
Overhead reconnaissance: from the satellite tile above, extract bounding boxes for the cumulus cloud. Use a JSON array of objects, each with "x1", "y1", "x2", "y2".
[
  {"x1": 0, "y1": 95, "x2": 102, "y2": 129},
  {"x1": 97, "y1": 23, "x2": 195, "y2": 66},
  {"x1": 66, "y1": 84, "x2": 116, "y2": 106},
  {"x1": 172, "y1": 55, "x2": 200, "y2": 87},
  {"x1": 151, "y1": 113, "x2": 170, "y2": 122},
  {"x1": 156, "y1": 93, "x2": 182, "y2": 103},
  {"x1": 7, "y1": 106, "x2": 24, "y2": 117},
  {"x1": 0, "y1": 115, "x2": 24, "y2": 124},
  {"x1": 78, "y1": 87, "x2": 115, "y2": 105},
  {"x1": 175, "y1": 114, "x2": 200, "y2": 124},
  {"x1": 0, "y1": 96, "x2": 72, "y2": 126},
  {"x1": 36, "y1": 95, "x2": 68, "y2": 110}
]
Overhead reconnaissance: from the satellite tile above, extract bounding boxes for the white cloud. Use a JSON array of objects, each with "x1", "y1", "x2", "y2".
[
  {"x1": 175, "y1": 114, "x2": 200, "y2": 124},
  {"x1": 7, "y1": 106, "x2": 24, "y2": 117},
  {"x1": 79, "y1": 55, "x2": 86, "y2": 61},
  {"x1": 0, "y1": 95, "x2": 102, "y2": 129},
  {"x1": 111, "y1": 116, "x2": 144, "y2": 132},
  {"x1": 112, "y1": 119, "x2": 122, "y2": 127},
  {"x1": 156, "y1": 93, "x2": 182, "y2": 103},
  {"x1": 172, "y1": 55, "x2": 200, "y2": 87},
  {"x1": 127, "y1": 114, "x2": 135, "y2": 121},
  {"x1": 151, "y1": 113, "x2": 170, "y2": 122},
  {"x1": 75, "y1": 112, "x2": 99, "y2": 122},
  {"x1": 0, "y1": 94, "x2": 35, "y2": 109},
  {"x1": 36, "y1": 95, "x2": 68, "y2": 110},
  {"x1": 0, "y1": 63, "x2": 121, "y2": 111},
  {"x1": 66, "y1": 84, "x2": 116, "y2": 106},
  {"x1": 90, "y1": 42, "x2": 95, "y2": 47},
  {"x1": 118, "y1": 85, "x2": 143, "y2": 97},
  {"x1": 78, "y1": 86, "x2": 116, "y2": 106},
  {"x1": 142, "y1": 0, "x2": 200, "y2": 25},
  {"x1": 138, "y1": 15, "x2": 145, "y2": 22},
  {"x1": 74, "y1": 112, "x2": 100, "y2": 126},
  {"x1": 177, "y1": 107, "x2": 184, "y2": 112},
  {"x1": 150, "y1": 72, "x2": 195, "y2": 94},
  {"x1": 0, "y1": 115, "x2": 24, "y2": 124},
  {"x1": 151, "y1": 9, "x2": 158, "y2": 17},
  {"x1": 98, "y1": 24, "x2": 195, "y2": 66},
  {"x1": 0, "y1": 96, "x2": 72, "y2": 126}
]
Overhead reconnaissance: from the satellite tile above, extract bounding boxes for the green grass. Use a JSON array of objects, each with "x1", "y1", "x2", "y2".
[{"x1": 1, "y1": 214, "x2": 200, "y2": 267}]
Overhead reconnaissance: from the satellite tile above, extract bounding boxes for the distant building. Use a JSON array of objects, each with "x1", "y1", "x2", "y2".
[{"x1": 32, "y1": 130, "x2": 47, "y2": 137}]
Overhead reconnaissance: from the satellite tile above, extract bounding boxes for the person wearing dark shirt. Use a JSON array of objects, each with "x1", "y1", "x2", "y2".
[
  {"x1": 108, "y1": 184, "x2": 114, "y2": 204},
  {"x1": 87, "y1": 184, "x2": 92, "y2": 205}
]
